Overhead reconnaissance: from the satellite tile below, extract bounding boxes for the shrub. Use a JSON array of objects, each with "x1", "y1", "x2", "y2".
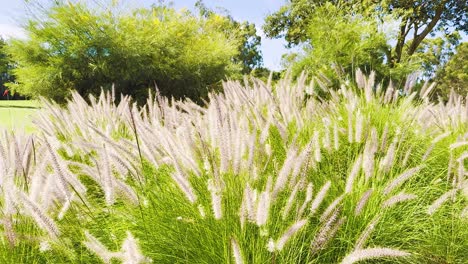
[{"x1": 6, "y1": 3, "x2": 240, "y2": 103}]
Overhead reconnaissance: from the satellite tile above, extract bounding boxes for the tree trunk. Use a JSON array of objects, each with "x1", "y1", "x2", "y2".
[
  {"x1": 391, "y1": 18, "x2": 409, "y2": 67},
  {"x1": 407, "y1": 4, "x2": 445, "y2": 57}
]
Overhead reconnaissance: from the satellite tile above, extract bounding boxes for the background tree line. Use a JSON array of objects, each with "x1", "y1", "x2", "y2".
[{"x1": 0, "y1": 0, "x2": 467, "y2": 103}]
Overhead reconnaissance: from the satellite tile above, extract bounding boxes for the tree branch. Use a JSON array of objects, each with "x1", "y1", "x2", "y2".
[{"x1": 407, "y1": 2, "x2": 446, "y2": 57}]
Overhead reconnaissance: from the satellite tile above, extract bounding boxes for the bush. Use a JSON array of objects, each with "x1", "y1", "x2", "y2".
[{"x1": 6, "y1": 3, "x2": 240, "y2": 103}]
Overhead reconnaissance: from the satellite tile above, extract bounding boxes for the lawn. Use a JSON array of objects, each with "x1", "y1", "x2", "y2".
[{"x1": 0, "y1": 100, "x2": 40, "y2": 132}]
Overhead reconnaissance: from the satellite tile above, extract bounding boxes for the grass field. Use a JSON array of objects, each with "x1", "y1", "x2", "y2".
[{"x1": 0, "y1": 100, "x2": 40, "y2": 131}]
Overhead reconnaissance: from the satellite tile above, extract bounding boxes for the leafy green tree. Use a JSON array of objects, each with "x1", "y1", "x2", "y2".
[
  {"x1": 280, "y1": 3, "x2": 391, "y2": 85},
  {"x1": 414, "y1": 32, "x2": 461, "y2": 79},
  {"x1": 435, "y1": 42, "x2": 468, "y2": 98},
  {"x1": 195, "y1": 0, "x2": 263, "y2": 75},
  {"x1": 264, "y1": 0, "x2": 468, "y2": 85},
  {"x1": 7, "y1": 2, "x2": 241, "y2": 103},
  {"x1": 0, "y1": 38, "x2": 15, "y2": 99}
]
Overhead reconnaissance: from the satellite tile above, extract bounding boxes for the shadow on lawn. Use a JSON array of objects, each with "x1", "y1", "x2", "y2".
[{"x1": 0, "y1": 105, "x2": 40, "y2": 110}]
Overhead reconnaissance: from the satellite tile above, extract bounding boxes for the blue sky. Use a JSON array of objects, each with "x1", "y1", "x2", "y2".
[{"x1": 0, "y1": 0, "x2": 289, "y2": 70}]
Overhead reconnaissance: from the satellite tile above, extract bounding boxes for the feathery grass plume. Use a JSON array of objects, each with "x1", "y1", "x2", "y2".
[
  {"x1": 323, "y1": 122, "x2": 331, "y2": 152},
  {"x1": 291, "y1": 141, "x2": 314, "y2": 186},
  {"x1": 256, "y1": 188, "x2": 271, "y2": 227},
  {"x1": 208, "y1": 179, "x2": 223, "y2": 220},
  {"x1": 18, "y1": 191, "x2": 60, "y2": 239},
  {"x1": 379, "y1": 137, "x2": 397, "y2": 173},
  {"x1": 420, "y1": 82, "x2": 436, "y2": 99},
  {"x1": 354, "y1": 215, "x2": 381, "y2": 250},
  {"x1": 231, "y1": 238, "x2": 244, "y2": 264},
  {"x1": 273, "y1": 147, "x2": 298, "y2": 197},
  {"x1": 383, "y1": 166, "x2": 422, "y2": 195},
  {"x1": 247, "y1": 133, "x2": 256, "y2": 169},
  {"x1": 427, "y1": 188, "x2": 458, "y2": 215},
  {"x1": 58, "y1": 193, "x2": 75, "y2": 220},
  {"x1": 43, "y1": 136, "x2": 86, "y2": 198},
  {"x1": 421, "y1": 143, "x2": 434, "y2": 162},
  {"x1": 282, "y1": 182, "x2": 301, "y2": 220},
  {"x1": 310, "y1": 210, "x2": 343, "y2": 254},
  {"x1": 84, "y1": 231, "x2": 118, "y2": 264},
  {"x1": 456, "y1": 159, "x2": 465, "y2": 189},
  {"x1": 341, "y1": 247, "x2": 410, "y2": 264},
  {"x1": 310, "y1": 181, "x2": 331, "y2": 215},
  {"x1": 382, "y1": 193, "x2": 417, "y2": 208},
  {"x1": 297, "y1": 182, "x2": 313, "y2": 218},
  {"x1": 380, "y1": 124, "x2": 389, "y2": 151},
  {"x1": 320, "y1": 195, "x2": 344, "y2": 222},
  {"x1": 364, "y1": 71, "x2": 375, "y2": 102},
  {"x1": 243, "y1": 184, "x2": 257, "y2": 222},
  {"x1": 2, "y1": 217, "x2": 16, "y2": 247},
  {"x1": 355, "y1": 68, "x2": 366, "y2": 89},
  {"x1": 362, "y1": 128, "x2": 378, "y2": 179},
  {"x1": 333, "y1": 123, "x2": 340, "y2": 151},
  {"x1": 273, "y1": 219, "x2": 308, "y2": 251},
  {"x1": 355, "y1": 189, "x2": 373, "y2": 216},
  {"x1": 431, "y1": 131, "x2": 451, "y2": 144},
  {"x1": 101, "y1": 145, "x2": 115, "y2": 205},
  {"x1": 114, "y1": 179, "x2": 139, "y2": 205},
  {"x1": 401, "y1": 146, "x2": 413, "y2": 167},
  {"x1": 461, "y1": 206, "x2": 468, "y2": 218},
  {"x1": 354, "y1": 112, "x2": 364, "y2": 143},
  {"x1": 313, "y1": 131, "x2": 321, "y2": 162},
  {"x1": 346, "y1": 155, "x2": 363, "y2": 194},
  {"x1": 121, "y1": 231, "x2": 149, "y2": 264},
  {"x1": 171, "y1": 170, "x2": 197, "y2": 204},
  {"x1": 449, "y1": 141, "x2": 468, "y2": 150},
  {"x1": 347, "y1": 112, "x2": 354, "y2": 143}
]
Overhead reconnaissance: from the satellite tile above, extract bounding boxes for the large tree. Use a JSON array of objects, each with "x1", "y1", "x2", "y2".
[
  {"x1": 195, "y1": 0, "x2": 263, "y2": 75},
  {"x1": 434, "y1": 42, "x2": 468, "y2": 98},
  {"x1": 279, "y1": 3, "x2": 391, "y2": 85},
  {"x1": 7, "y1": 1, "x2": 242, "y2": 103},
  {"x1": 264, "y1": 0, "x2": 468, "y2": 83},
  {"x1": 0, "y1": 38, "x2": 15, "y2": 99}
]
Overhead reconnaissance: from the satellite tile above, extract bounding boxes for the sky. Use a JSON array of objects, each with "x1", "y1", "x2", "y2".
[{"x1": 0, "y1": 0, "x2": 289, "y2": 71}]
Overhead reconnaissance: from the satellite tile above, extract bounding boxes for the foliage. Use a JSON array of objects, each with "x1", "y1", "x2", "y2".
[
  {"x1": 414, "y1": 32, "x2": 461, "y2": 79},
  {"x1": 434, "y1": 42, "x2": 468, "y2": 99},
  {"x1": 281, "y1": 3, "x2": 393, "y2": 86},
  {"x1": 263, "y1": 0, "x2": 468, "y2": 87},
  {"x1": 195, "y1": 0, "x2": 263, "y2": 75},
  {"x1": 6, "y1": 2, "x2": 241, "y2": 103},
  {"x1": 0, "y1": 73, "x2": 467, "y2": 263},
  {"x1": 0, "y1": 38, "x2": 15, "y2": 98}
]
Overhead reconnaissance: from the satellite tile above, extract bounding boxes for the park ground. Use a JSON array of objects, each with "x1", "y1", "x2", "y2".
[{"x1": 0, "y1": 100, "x2": 39, "y2": 132}]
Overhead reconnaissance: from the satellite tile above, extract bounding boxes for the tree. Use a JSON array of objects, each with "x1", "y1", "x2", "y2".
[
  {"x1": 280, "y1": 3, "x2": 391, "y2": 85},
  {"x1": 264, "y1": 0, "x2": 468, "y2": 84},
  {"x1": 7, "y1": 2, "x2": 241, "y2": 103},
  {"x1": 434, "y1": 42, "x2": 468, "y2": 98},
  {"x1": 0, "y1": 38, "x2": 15, "y2": 99},
  {"x1": 414, "y1": 32, "x2": 461, "y2": 79},
  {"x1": 195, "y1": 0, "x2": 263, "y2": 75}
]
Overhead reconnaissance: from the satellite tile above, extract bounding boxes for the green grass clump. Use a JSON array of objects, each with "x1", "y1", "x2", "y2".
[{"x1": 0, "y1": 73, "x2": 467, "y2": 263}]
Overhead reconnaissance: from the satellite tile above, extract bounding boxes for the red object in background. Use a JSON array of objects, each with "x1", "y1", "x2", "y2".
[{"x1": 2, "y1": 90, "x2": 8, "y2": 96}]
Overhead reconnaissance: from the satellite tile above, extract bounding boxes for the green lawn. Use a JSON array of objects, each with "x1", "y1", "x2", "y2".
[{"x1": 0, "y1": 100, "x2": 40, "y2": 132}]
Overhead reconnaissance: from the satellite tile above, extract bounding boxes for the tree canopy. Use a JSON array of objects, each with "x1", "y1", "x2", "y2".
[
  {"x1": 264, "y1": 0, "x2": 468, "y2": 85},
  {"x1": 195, "y1": 0, "x2": 263, "y2": 75},
  {"x1": 435, "y1": 42, "x2": 468, "y2": 98},
  {"x1": 6, "y1": 2, "x2": 251, "y2": 103},
  {"x1": 0, "y1": 37, "x2": 15, "y2": 99}
]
